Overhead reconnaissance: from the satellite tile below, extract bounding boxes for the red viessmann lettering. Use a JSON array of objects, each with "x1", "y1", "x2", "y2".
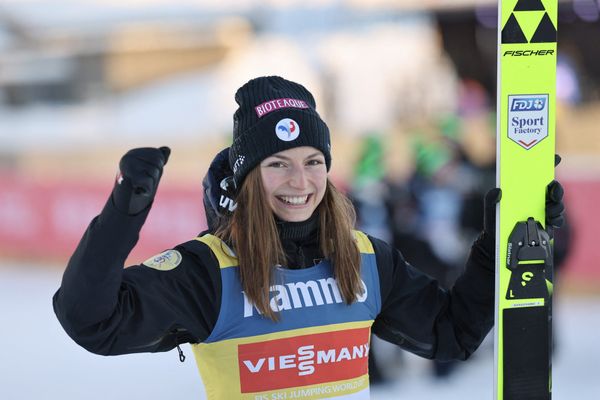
[{"x1": 238, "y1": 328, "x2": 370, "y2": 393}]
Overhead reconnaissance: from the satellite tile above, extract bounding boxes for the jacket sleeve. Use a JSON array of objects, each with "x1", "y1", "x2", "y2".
[
  {"x1": 52, "y1": 198, "x2": 221, "y2": 356},
  {"x1": 370, "y1": 233, "x2": 495, "y2": 361}
]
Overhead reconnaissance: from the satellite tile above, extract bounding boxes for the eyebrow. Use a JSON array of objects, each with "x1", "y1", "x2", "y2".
[{"x1": 268, "y1": 152, "x2": 324, "y2": 161}]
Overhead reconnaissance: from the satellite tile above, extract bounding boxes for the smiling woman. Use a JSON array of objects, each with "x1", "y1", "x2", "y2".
[
  {"x1": 52, "y1": 75, "x2": 565, "y2": 400},
  {"x1": 260, "y1": 147, "x2": 328, "y2": 222}
]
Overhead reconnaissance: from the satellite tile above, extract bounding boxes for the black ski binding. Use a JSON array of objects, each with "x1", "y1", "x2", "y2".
[{"x1": 505, "y1": 217, "x2": 553, "y2": 300}]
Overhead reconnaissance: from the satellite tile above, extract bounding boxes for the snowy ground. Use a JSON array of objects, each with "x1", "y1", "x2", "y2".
[{"x1": 1, "y1": 262, "x2": 598, "y2": 400}]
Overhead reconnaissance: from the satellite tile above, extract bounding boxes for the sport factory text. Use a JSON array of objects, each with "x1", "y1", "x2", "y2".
[{"x1": 511, "y1": 116, "x2": 545, "y2": 135}]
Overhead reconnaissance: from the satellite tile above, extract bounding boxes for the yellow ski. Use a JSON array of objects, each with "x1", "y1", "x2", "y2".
[{"x1": 495, "y1": 0, "x2": 557, "y2": 399}]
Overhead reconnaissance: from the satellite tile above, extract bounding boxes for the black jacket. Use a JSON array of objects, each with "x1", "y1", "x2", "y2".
[{"x1": 53, "y1": 198, "x2": 495, "y2": 362}]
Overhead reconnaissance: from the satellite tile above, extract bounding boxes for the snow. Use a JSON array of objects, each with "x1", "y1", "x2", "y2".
[{"x1": 1, "y1": 262, "x2": 598, "y2": 399}]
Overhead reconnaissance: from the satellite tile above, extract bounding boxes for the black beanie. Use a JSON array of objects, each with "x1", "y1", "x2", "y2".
[{"x1": 229, "y1": 76, "x2": 332, "y2": 187}]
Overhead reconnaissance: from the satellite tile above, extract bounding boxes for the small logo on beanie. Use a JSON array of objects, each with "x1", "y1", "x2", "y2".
[
  {"x1": 275, "y1": 118, "x2": 300, "y2": 141},
  {"x1": 233, "y1": 155, "x2": 245, "y2": 174},
  {"x1": 255, "y1": 98, "x2": 309, "y2": 118}
]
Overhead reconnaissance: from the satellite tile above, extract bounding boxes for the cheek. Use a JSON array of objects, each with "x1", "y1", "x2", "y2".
[
  {"x1": 313, "y1": 170, "x2": 328, "y2": 200},
  {"x1": 260, "y1": 169, "x2": 281, "y2": 198}
]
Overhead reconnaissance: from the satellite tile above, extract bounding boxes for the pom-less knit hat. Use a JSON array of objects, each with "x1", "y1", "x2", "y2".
[{"x1": 229, "y1": 76, "x2": 331, "y2": 187}]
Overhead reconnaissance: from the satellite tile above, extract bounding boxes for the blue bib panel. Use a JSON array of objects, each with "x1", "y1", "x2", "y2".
[{"x1": 191, "y1": 231, "x2": 381, "y2": 399}]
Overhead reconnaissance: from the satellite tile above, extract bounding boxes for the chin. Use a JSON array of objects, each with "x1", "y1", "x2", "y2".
[{"x1": 277, "y1": 210, "x2": 313, "y2": 222}]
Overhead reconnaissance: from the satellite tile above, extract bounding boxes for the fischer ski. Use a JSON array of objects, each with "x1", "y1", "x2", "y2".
[{"x1": 494, "y1": 0, "x2": 558, "y2": 399}]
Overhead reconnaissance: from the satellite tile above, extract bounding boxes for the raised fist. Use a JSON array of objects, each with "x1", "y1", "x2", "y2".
[{"x1": 112, "y1": 147, "x2": 170, "y2": 215}]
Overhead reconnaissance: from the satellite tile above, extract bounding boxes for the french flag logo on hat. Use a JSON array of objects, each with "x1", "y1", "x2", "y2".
[{"x1": 275, "y1": 118, "x2": 300, "y2": 141}]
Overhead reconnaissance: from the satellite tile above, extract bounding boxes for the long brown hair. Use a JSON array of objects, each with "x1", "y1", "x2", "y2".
[{"x1": 216, "y1": 167, "x2": 362, "y2": 320}]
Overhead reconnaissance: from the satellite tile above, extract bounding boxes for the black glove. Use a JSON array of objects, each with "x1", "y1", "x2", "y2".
[
  {"x1": 483, "y1": 188, "x2": 502, "y2": 238},
  {"x1": 545, "y1": 155, "x2": 565, "y2": 229},
  {"x1": 547, "y1": 154, "x2": 565, "y2": 229},
  {"x1": 483, "y1": 155, "x2": 566, "y2": 237},
  {"x1": 546, "y1": 180, "x2": 565, "y2": 228},
  {"x1": 112, "y1": 147, "x2": 170, "y2": 215},
  {"x1": 202, "y1": 147, "x2": 237, "y2": 230}
]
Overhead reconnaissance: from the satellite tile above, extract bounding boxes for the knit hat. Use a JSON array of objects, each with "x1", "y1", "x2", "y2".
[{"x1": 229, "y1": 76, "x2": 332, "y2": 187}]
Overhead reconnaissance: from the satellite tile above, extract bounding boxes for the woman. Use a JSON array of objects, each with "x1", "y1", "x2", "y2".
[{"x1": 54, "y1": 76, "x2": 564, "y2": 399}]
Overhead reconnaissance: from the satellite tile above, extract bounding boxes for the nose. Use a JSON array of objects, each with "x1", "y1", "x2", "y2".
[{"x1": 289, "y1": 165, "x2": 308, "y2": 189}]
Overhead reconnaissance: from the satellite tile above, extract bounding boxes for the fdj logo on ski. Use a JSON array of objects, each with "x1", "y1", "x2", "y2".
[{"x1": 508, "y1": 94, "x2": 549, "y2": 149}]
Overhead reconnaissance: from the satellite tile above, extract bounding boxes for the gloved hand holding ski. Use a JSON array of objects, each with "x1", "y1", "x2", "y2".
[
  {"x1": 112, "y1": 147, "x2": 171, "y2": 215},
  {"x1": 483, "y1": 155, "x2": 566, "y2": 239},
  {"x1": 545, "y1": 154, "x2": 566, "y2": 229}
]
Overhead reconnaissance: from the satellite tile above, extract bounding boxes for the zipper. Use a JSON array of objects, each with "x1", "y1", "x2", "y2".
[
  {"x1": 176, "y1": 344, "x2": 186, "y2": 362},
  {"x1": 173, "y1": 329, "x2": 186, "y2": 362}
]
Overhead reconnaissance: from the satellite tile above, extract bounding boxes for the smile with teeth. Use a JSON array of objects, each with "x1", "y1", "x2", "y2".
[{"x1": 277, "y1": 194, "x2": 310, "y2": 205}]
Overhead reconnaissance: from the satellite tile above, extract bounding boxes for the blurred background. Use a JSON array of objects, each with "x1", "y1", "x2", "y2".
[{"x1": 0, "y1": 0, "x2": 599, "y2": 399}]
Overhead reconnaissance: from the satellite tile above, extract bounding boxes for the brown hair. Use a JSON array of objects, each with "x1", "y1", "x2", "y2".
[{"x1": 216, "y1": 167, "x2": 362, "y2": 320}]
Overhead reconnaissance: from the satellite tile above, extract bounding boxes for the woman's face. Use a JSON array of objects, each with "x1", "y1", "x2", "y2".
[{"x1": 260, "y1": 146, "x2": 327, "y2": 222}]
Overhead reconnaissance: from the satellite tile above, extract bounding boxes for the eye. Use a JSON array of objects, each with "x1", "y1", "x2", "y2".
[
  {"x1": 266, "y1": 161, "x2": 287, "y2": 168},
  {"x1": 306, "y1": 158, "x2": 324, "y2": 166}
]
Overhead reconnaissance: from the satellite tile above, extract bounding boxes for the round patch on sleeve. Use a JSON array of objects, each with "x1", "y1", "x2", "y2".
[{"x1": 143, "y1": 250, "x2": 182, "y2": 271}]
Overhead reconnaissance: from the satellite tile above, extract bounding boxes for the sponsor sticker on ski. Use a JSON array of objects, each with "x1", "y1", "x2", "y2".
[
  {"x1": 238, "y1": 327, "x2": 369, "y2": 393},
  {"x1": 507, "y1": 94, "x2": 549, "y2": 149}
]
